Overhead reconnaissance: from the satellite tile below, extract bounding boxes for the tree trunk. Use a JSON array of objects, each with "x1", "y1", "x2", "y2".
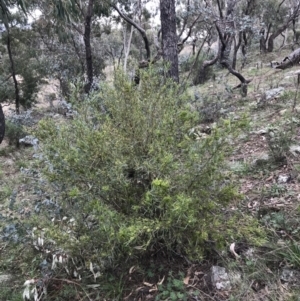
[
  {"x1": 160, "y1": 0, "x2": 179, "y2": 82},
  {"x1": 193, "y1": 44, "x2": 219, "y2": 85},
  {"x1": 0, "y1": 104, "x2": 5, "y2": 144},
  {"x1": 4, "y1": 18, "x2": 20, "y2": 113},
  {"x1": 192, "y1": 39, "x2": 196, "y2": 55},
  {"x1": 84, "y1": 0, "x2": 94, "y2": 93},
  {"x1": 215, "y1": 22, "x2": 251, "y2": 96},
  {"x1": 232, "y1": 32, "x2": 242, "y2": 70},
  {"x1": 267, "y1": 23, "x2": 291, "y2": 52},
  {"x1": 123, "y1": 24, "x2": 133, "y2": 72},
  {"x1": 241, "y1": 31, "x2": 249, "y2": 68},
  {"x1": 266, "y1": 3, "x2": 300, "y2": 52}
]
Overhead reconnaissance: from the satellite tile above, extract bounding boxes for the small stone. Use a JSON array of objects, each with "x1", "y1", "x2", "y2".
[
  {"x1": 280, "y1": 268, "x2": 300, "y2": 283},
  {"x1": 264, "y1": 87, "x2": 285, "y2": 100},
  {"x1": 211, "y1": 266, "x2": 231, "y2": 290},
  {"x1": 244, "y1": 248, "x2": 255, "y2": 260},
  {"x1": 0, "y1": 274, "x2": 12, "y2": 283},
  {"x1": 4, "y1": 159, "x2": 14, "y2": 166},
  {"x1": 252, "y1": 153, "x2": 269, "y2": 166},
  {"x1": 19, "y1": 135, "x2": 39, "y2": 149},
  {"x1": 277, "y1": 174, "x2": 291, "y2": 184},
  {"x1": 279, "y1": 109, "x2": 287, "y2": 116},
  {"x1": 253, "y1": 129, "x2": 268, "y2": 135},
  {"x1": 290, "y1": 145, "x2": 300, "y2": 156}
]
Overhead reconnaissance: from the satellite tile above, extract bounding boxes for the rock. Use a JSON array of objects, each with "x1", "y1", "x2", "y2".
[
  {"x1": 210, "y1": 266, "x2": 231, "y2": 290},
  {"x1": 280, "y1": 268, "x2": 300, "y2": 283},
  {"x1": 252, "y1": 153, "x2": 269, "y2": 166},
  {"x1": 8, "y1": 110, "x2": 34, "y2": 126},
  {"x1": 19, "y1": 135, "x2": 39, "y2": 149},
  {"x1": 264, "y1": 87, "x2": 285, "y2": 100},
  {"x1": 290, "y1": 145, "x2": 300, "y2": 156},
  {"x1": 244, "y1": 248, "x2": 255, "y2": 260},
  {"x1": 57, "y1": 100, "x2": 77, "y2": 118},
  {"x1": 252, "y1": 129, "x2": 268, "y2": 135},
  {"x1": 277, "y1": 174, "x2": 291, "y2": 184},
  {"x1": 0, "y1": 274, "x2": 12, "y2": 283},
  {"x1": 4, "y1": 158, "x2": 14, "y2": 166},
  {"x1": 279, "y1": 109, "x2": 287, "y2": 116}
]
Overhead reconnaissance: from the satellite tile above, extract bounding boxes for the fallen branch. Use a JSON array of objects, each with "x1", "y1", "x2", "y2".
[{"x1": 275, "y1": 47, "x2": 300, "y2": 70}]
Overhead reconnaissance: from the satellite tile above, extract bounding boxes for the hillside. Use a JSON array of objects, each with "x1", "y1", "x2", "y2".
[{"x1": 1, "y1": 48, "x2": 300, "y2": 301}]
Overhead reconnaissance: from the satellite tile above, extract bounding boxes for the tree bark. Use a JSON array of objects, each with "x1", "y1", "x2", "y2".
[
  {"x1": 2, "y1": 16, "x2": 20, "y2": 113},
  {"x1": 263, "y1": 1, "x2": 300, "y2": 52},
  {"x1": 123, "y1": 24, "x2": 133, "y2": 72},
  {"x1": 160, "y1": 0, "x2": 179, "y2": 82},
  {"x1": 241, "y1": 31, "x2": 248, "y2": 68},
  {"x1": 84, "y1": 0, "x2": 94, "y2": 93},
  {"x1": 274, "y1": 47, "x2": 300, "y2": 69},
  {"x1": 267, "y1": 23, "x2": 291, "y2": 52},
  {"x1": 193, "y1": 43, "x2": 219, "y2": 85},
  {"x1": 0, "y1": 104, "x2": 5, "y2": 144},
  {"x1": 215, "y1": 21, "x2": 251, "y2": 96},
  {"x1": 232, "y1": 31, "x2": 242, "y2": 70}
]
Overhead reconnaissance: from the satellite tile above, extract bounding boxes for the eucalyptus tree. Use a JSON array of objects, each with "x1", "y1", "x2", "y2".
[
  {"x1": 0, "y1": 0, "x2": 29, "y2": 140},
  {"x1": 259, "y1": 0, "x2": 300, "y2": 52},
  {"x1": 0, "y1": 0, "x2": 28, "y2": 114},
  {"x1": 34, "y1": 0, "x2": 111, "y2": 94},
  {"x1": 111, "y1": 1, "x2": 152, "y2": 71},
  {"x1": 112, "y1": 2, "x2": 152, "y2": 62},
  {"x1": 113, "y1": 0, "x2": 179, "y2": 82},
  {"x1": 63, "y1": 0, "x2": 111, "y2": 93},
  {"x1": 160, "y1": 0, "x2": 178, "y2": 82}
]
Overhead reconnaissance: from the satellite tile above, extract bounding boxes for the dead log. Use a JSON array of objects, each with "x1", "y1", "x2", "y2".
[{"x1": 275, "y1": 47, "x2": 300, "y2": 70}]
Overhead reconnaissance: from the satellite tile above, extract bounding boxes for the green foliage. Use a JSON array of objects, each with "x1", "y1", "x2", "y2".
[
  {"x1": 279, "y1": 242, "x2": 300, "y2": 268},
  {"x1": 0, "y1": 184, "x2": 12, "y2": 201},
  {"x1": 263, "y1": 184, "x2": 287, "y2": 198},
  {"x1": 156, "y1": 272, "x2": 190, "y2": 301},
  {"x1": 0, "y1": 287, "x2": 23, "y2": 301},
  {"x1": 266, "y1": 123, "x2": 295, "y2": 163},
  {"x1": 260, "y1": 210, "x2": 300, "y2": 261},
  {"x1": 5, "y1": 120, "x2": 26, "y2": 146},
  {"x1": 36, "y1": 68, "x2": 250, "y2": 266},
  {"x1": 0, "y1": 18, "x2": 48, "y2": 108}
]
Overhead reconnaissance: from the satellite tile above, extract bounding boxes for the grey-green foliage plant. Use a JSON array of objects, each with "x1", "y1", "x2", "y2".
[
  {"x1": 156, "y1": 272, "x2": 188, "y2": 301},
  {"x1": 36, "y1": 68, "x2": 249, "y2": 265},
  {"x1": 266, "y1": 122, "x2": 295, "y2": 163},
  {"x1": 5, "y1": 120, "x2": 26, "y2": 146}
]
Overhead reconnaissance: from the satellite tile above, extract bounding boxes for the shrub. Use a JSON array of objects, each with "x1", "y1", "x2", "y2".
[
  {"x1": 36, "y1": 68, "x2": 252, "y2": 266},
  {"x1": 266, "y1": 121, "x2": 295, "y2": 163},
  {"x1": 5, "y1": 120, "x2": 26, "y2": 146}
]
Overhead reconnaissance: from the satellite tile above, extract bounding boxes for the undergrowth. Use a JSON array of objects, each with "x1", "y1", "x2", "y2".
[{"x1": 17, "y1": 68, "x2": 264, "y2": 299}]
